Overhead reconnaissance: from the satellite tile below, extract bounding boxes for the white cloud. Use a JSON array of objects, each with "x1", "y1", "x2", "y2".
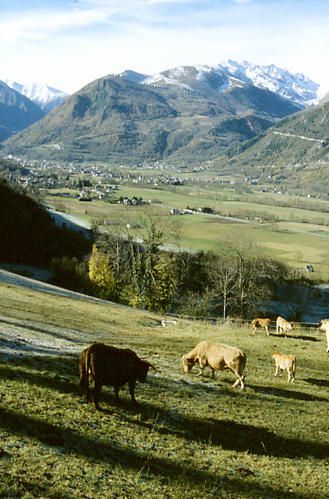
[
  {"x1": 1, "y1": 0, "x2": 329, "y2": 94},
  {"x1": 0, "y1": 6, "x2": 117, "y2": 43}
]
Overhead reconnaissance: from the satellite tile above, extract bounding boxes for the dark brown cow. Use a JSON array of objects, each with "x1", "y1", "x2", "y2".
[{"x1": 79, "y1": 343, "x2": 154, "y2": 410}]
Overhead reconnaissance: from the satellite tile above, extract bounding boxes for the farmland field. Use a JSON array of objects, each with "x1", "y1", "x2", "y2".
[
  {"x1": 46, "y1": 183, "x2": 329, "y2": 279},
  {"x1": 0, "y1": 278, "x2": 328, "y2": 498}
]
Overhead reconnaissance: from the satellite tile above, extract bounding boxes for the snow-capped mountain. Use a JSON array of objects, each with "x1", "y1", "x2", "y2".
[
  {"x1": 0, "y1": 80, "x2": 45, "y2": 141},
  {"x1": 122, "y1": 61, "x2": 319, "y2": 107},
  {"x1": 123, "y1": 65, "x2": 238, "y2": 94},
  {"x1": 221, "y1": 60, "x2": 319, "y2": 106},
  {"x1": 3, "y1": 79, "x2": 68, "y2": 113}
]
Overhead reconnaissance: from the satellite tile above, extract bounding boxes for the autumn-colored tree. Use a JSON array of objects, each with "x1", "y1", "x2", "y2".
[{"x1": 88, "y1": 244, "x2": 116, "y2": 299}]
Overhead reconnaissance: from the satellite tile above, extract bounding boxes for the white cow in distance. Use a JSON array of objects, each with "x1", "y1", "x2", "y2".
[
  {"x1": 319, "y1": 319, "x2": 329, "y2": 352},
  {"x1": 276, "y1": 316, "x2": 293, "y2": 335}
]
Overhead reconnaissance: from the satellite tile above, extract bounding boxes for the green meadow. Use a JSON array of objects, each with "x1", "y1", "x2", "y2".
[
  {"x1": 0, "y1": 282, "x2": 328, "y2": 498},
  {"x1": 47, "y1": 184, "x2": 329, "y2": 279}
]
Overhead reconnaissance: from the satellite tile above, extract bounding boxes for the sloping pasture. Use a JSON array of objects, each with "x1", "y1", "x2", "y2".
[{"x1": 0, "y1": 282, "x2": 328, "y2": 498}]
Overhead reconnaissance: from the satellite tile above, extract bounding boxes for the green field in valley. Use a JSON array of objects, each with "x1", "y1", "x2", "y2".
[{"x1": 46, "y1": 183, "x2": 329, "y2": 279}]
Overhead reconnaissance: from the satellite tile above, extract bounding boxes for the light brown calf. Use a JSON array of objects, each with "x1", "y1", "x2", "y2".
[
  {"x1": 251, "y1": 318, "x2": 271, "y2": 336},
  {"x1": 272, "y1": 352, "x2": 296, "y2": 382}
]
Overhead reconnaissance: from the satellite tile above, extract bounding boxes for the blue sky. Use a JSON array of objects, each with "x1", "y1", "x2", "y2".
[{"x1": 1, "y1": 0, "x2": 329, "y2": 94}]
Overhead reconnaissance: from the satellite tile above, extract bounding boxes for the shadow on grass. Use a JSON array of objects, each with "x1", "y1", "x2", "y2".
[
  {"x1": 0, "y1": 479, "x2": 73, "y2": 499},
  {"x1": 269, "y1": 333, "x2": 320, "y2": 342},
  {"x1": 0, "y1": 357, "x2": 78, "y2": 395},
  {"x1": 247, "y1": 383, "x2": 328, "y2": 402},
  {"x1": 122, "y1": 395, "x2": 329, "y2": 461},
  {"x1": 0, "y1": 406, "x2": 312, "y2": 499},
  {"x1": 304, "y1": 378, "x2": 329, "y2": 388}
]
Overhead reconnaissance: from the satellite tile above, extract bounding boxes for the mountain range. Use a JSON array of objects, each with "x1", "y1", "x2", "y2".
[
  {"x1": 2, "y1": 61, "x2": 318, "y2": 164},
  {"x1": 0, "y1": 81, "x2": 45, "y2": 142},
  {"x1": 3, "y1": 79, "x2": 68, "y2": 113},
  {"x1": 124, "y1": 60, "x2": 320, "y2": 107}
]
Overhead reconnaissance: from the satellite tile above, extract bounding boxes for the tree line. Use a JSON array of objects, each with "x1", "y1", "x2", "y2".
[{"x1": 51, "y1": 213, "x2": 289, "y2": 319}]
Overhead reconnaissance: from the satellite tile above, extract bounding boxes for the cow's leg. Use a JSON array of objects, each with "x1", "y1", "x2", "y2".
[
  {"x1": 196, "y1": 357, "x2": 206, "y2": 376},
  {"x1": 265, "y1": 325, "x2": 269, "y2": 336},
  {"x1": 86, "y1": 384, "x2": 92, "y2": 403},
  {"x1": 128, "y1": 381, "x2": 138, "y2": 405},
  {"x1": 230, "y1": 367, "x2": 245, "y2": 389},
  {"x1": 93, "y1": 381, "x2": 102, "y2": 411},
  {"x1": 252, "y1": 326, "x2": 256, "y2": 335},
  {"x1": 114, "y1": 386, "x2": 120, "y2": 401},
  {"x1": 287, "y1": 370, "x2": 294, "y2": 382},
  {"x1": 232, "y1": 376, "x2": 244, "y2": 389},
  {"x1": 79, "y1": 377, "x2": 90, "y2": 403},
  {"x1": 274, "y1": 366, "x2": 279, "y2": 376},
  {"x1": 79, "y1": 366, "x2": 92, "y2": 403}
]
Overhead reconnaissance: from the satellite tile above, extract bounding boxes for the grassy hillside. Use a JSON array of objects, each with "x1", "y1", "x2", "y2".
[
  {"x1": 0, "y1": 281, "x2": 328, "y2": 497},
  {"x1": 224, "y1": 100, "x2": 329, "y2": 177}
]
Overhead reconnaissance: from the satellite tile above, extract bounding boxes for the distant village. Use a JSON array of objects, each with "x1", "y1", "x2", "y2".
[{"x1": 1, "y1": 154, "x2": 309, "y2": 200}]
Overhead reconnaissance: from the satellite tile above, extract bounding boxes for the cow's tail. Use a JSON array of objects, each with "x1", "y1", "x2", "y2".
[{"x1": 79, "y1": 348, "x2": 92, "y2": 402}]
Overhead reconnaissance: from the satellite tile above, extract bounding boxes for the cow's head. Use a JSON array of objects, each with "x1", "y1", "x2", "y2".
[
  {"x1": 137, "y1": 360, "x2": 157, "y2": 383},
  {"x1": 319, "y1": 319, "x2": 329, "y2": 332},
  {"x1": 181, "y1": 354, "x2": 194, "y2": 374}
]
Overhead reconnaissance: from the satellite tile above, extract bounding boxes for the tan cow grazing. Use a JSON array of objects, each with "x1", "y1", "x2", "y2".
[
  {"x1": 251, "y1": 318, "x2": 271, "y2": 336},
  {"x1": 319, "y1": 319, "x2": 329, "y2": 352},
  {"x1": 182, "y1": 340, "x2": 246, "y2": 389},
  {"x1": 79, "y1": 343, "x2": 155, "y2": 410},
  {"x1": 272, "y1": 352, "x2": 296, "y2": 382},
  {"x1": 276, "y1": 316, "x2": 293, "y2": 335}
]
